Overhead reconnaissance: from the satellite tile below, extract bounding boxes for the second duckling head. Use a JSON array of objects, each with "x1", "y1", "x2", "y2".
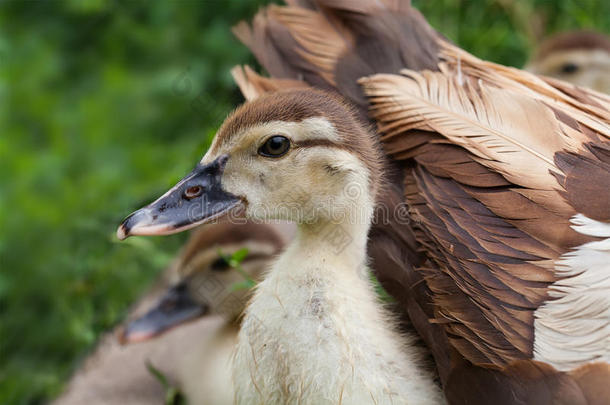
[
  {"x1": 121, "y1": 221, "x2": 287, "y2": 343},
  {"x1": 526, "y1": 30, "x2": 610, "y2": 94}
]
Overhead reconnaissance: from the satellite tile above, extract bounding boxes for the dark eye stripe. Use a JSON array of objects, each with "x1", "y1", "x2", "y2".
[{"x1": 293, "y1": 138, "x2": 350, "y2": 151}]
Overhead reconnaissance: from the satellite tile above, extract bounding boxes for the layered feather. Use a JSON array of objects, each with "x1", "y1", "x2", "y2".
[{"x1": 360, "y1": 69, "x2": 579, "y2": 192}]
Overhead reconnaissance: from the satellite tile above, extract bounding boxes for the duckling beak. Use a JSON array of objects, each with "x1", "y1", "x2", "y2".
[
  {"x1": 117, "y1": 155, "x2": 242, "y2": 240},
  {"x1": 119, "y1": 281, "x2": 208, "y2": 344}
]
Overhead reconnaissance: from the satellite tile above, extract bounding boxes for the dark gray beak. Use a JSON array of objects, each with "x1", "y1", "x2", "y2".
[
  {"x1": 117, "y1": 155, "x2": 241, "y2": 240},
  {"x1": 119, "y1": 281, "x2": 208, "y2": 344}
]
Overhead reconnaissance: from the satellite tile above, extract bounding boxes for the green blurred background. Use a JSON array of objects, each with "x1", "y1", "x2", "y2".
[{"x1": 1, "y1": 0, "x2": 608, "y2": 403}]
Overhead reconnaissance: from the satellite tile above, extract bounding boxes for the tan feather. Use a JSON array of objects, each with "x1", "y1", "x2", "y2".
[
  {"x1": 231, "y1": 65, "x2": 262, "y2": 101},
  {"x1": 231, "y1": 65, "x2": 309, "y2": 101},
  {"x1": 267, "y1": 5, "x2": 350, "y2": 85},
  {"x1": 360, "y1": 69, "x2": 576, "y2": 192},
  {"x1": 542, "y1": 75, "x2": 610, "y2": 112},
  {"x1": 439, "y1": 42, "x2": 610, "y2": 133}
]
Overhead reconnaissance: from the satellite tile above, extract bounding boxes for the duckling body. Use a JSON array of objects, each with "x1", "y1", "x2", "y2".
[
  {"x1": 179, "y1": 321, "x2": 239, "y2": 405},
  {"x1": 54, "y1": 303, "x2": 228, "y2": 405},
  {"x1": 235, "y1": 222, "x2": 440, "y2": 404}
]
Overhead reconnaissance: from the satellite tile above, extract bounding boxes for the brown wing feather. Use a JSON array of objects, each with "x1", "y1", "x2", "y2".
[
  {"x1": 360, "y1": 56, "x2": 608, "y2": 371},
  {"x1": 370, "y1": 184, "x2": 453, "y2": 384},
  {"x1": 232, "y1": 10, "x2": 333, "y2": 89},
  {"x1": 446, "y1": 360, "x2": 610, "y2": 405},
  {"x1": 554, "y1": 142, "x2": 610, "y2": 222},
  {"x1": 232, "y1": 0, "x2": 440, "y2": 111},
  {"x1": 408, "y1": 166, "x2": 557, "y2": 363}
]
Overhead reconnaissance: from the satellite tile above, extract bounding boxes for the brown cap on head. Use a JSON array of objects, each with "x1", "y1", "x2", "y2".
[{"x1": 533, "y1": 30, "x2": 610, "y2": 61}]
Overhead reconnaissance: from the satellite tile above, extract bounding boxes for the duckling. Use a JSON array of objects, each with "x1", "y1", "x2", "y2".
[
  {"x1": 525, "y1": 30, "x2": 610, "y2": 93},
  {"x1": 54, "y1": 221, "x2": 287, "y2": 405},
  {"x1": 117, "y1": 92, "x2": 445, "y2": 404}
]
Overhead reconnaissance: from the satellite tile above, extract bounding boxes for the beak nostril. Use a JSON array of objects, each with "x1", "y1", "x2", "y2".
[{"x1": 184, "y1": 185, "x2": 203, "y2": 199}]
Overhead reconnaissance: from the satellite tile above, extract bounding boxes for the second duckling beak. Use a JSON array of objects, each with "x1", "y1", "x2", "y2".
[
  {"x1": 119, "y1": 281, "x2": 209, "y2": 344},
  {"x1": 117, "y1": 155, "x2": 241, "y2": 240}
]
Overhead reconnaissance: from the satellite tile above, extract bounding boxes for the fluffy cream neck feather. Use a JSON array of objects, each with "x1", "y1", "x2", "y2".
[{"x1": 232, "y1": 162, "x2": 443, "y2": 405}]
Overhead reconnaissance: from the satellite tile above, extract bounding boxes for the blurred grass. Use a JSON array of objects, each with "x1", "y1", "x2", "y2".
[{"x1": 0, "y1": 1, "x2": 608, "y2": 404}]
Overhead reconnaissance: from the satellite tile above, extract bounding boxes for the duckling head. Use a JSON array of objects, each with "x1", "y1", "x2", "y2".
[
  {"x1": 526, "y1": 30, "x2": 610, "y2": 94},
  {"x1": 117, "y1": 89, "x2": 383, "y2": 239}
]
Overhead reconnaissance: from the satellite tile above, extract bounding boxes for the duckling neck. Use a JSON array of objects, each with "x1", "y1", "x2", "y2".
[
  {"x1": 233, "y1": 205, "x2": 442, "y2": 404},
  {"x1": 292, "y1": 216, "x2": 371, "y2": 273}
]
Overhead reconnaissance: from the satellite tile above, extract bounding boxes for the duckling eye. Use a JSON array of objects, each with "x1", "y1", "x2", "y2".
[
  {"x1": 258, "y1": 135, "x2": 290, "y2": 157},
  {"x1": 560, "y1": 62, "x2": 579, "y2": 74},
  {"x1": 210, "y1": 257, "x2": 230, "y2": 272},
  {"x1": 184, "y1": 185, "x2": 203, "y2": 199}
]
